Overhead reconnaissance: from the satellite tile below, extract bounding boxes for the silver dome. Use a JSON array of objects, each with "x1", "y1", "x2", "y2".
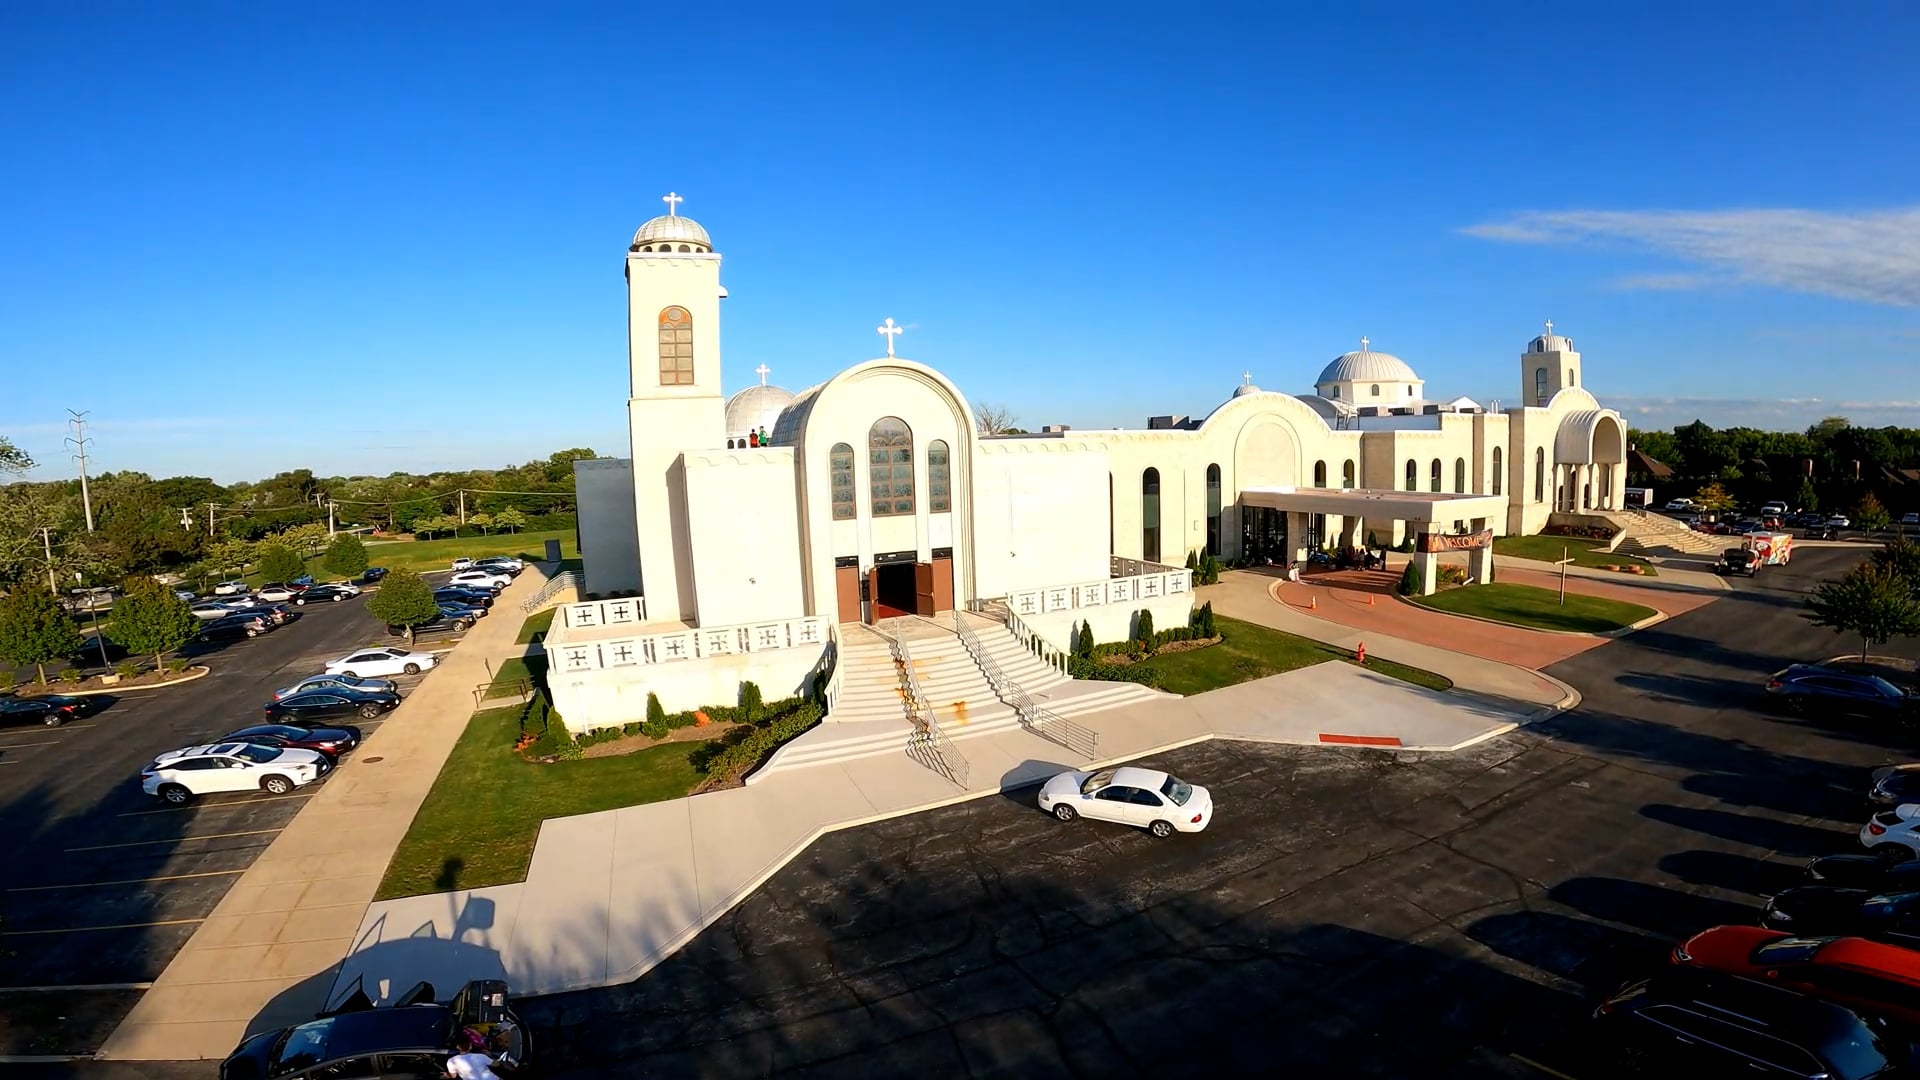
[
  {"x1": 1231, "y1": 382, "x2": 1262, "y2": 398},
  {"x1": 631, "y1": 214, "x2": 713, "y2": 252},
  {"x1": 1529, "y1": 333, "x2": 1574, "y2": 353},
  {"x1": 1315, "y1": 347, "x2": 1420, "y2": 386},
  {"x1": 725, "y1": 382, "x2": 796, "y2": 435}
]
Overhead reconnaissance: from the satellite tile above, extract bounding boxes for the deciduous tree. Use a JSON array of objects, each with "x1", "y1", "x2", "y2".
[
  {"x1": 494, "y1": 508, "x2": 527, "y2": 534},
  {"x1": 0, "y1": 436, "x2": 31, "y2": 475},
  {"x1": 256, "y1": 543, "x2": 304, "y2": 583},
  {"x1": 974, "y1": 403, "x2": 1022, "y2": 436},
  {"x1": 1692, "y1": 482, "x2": 1738, "y2": 514},
  {"x1": 323, "y1": 534, "x2": 369, "y2": 577},
  {"x1": 1804, "y1": 563, "x2": 1920, "y2": 661},
  {"x1": 111, "y1": 577, "x2": 199, "y2": 672},
  {"x1": 1856, "y1": 492, "x2": 1892, "y2": 533},
  {"x1": 366, "y1": 569, "x2": 440, "y2": 643},
  {"x1": 1872, "y1": 538, "x2": 1920, "y2": 600},
  {"x1": 468, "y1": 512, "x2": 494, "y2": 534},
  {"x1": 0, "y1": 585, "x2": 81, "y2": 684}
]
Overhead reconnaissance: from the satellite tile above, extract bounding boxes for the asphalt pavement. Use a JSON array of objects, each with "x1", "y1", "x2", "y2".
[{"x1": 0, "y1": 594, "x2": 463, "y2": 1058}]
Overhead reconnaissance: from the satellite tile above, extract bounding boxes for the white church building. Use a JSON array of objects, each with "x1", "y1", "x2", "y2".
[{"x1": 551, "y1": 197, "x2": 1628, "y2": 731}]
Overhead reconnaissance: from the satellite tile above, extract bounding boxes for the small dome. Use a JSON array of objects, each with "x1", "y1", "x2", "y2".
[
  {"x1": 725, "y1": 382, "x2": 796, "y2": 436},
  {"x1": 631, "y1": 214, "x2": 712, "y2": 253},
  {"x1": 1529, "y1": 333, "x2": 1574, "y2": 353},
  {"x1": 1316, "y1": 346, "x2": 1419, "y2": 386},
  {"x1": 1232, "y1": 382, "x2": 1262, "y2": 398}
]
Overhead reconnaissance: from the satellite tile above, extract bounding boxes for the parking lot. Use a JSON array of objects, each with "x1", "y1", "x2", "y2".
[
  {"x1": 0, "y1": 586, "x2": 472, "y2": 1056},
  {"x1": 516, "y1": 546, "x2": 1920, "y2": 1078}
]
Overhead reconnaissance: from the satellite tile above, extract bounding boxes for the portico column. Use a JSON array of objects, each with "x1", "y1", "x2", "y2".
[
  {"x1": 1412, "y1": 519, "x2": 1440, "y2": 595},
  {"x1": 1467, "y1": 516, "x2": 1492, "y2": 584}
]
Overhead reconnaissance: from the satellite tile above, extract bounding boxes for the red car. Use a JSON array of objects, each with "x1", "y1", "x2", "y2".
[{"x1": 1672, "y1": 924, "x2": 1920, "y2": 1026}]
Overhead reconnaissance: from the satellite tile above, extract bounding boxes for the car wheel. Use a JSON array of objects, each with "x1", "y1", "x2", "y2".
[
  {"x1": 1878, "y1": 843, "x2": 1919, "y2": 863},
  {"x1": 42, "y1": 714, "x2": 62, "y2": 727},
  {"x1": 1785, "y1": 694, "x2": 1807, "y2": 715},
  {"x1": 159, "y1": 784, "x2": 192, "y2": 805},
  {"x1": 359, "y1": 704, "x2": 381, "y2": 718},
  {"x1": 1148, "y1": 819, "x2": 1174, "y2": 838},
  {"x1": 295, "y1": 598, "x2": 307, "y2": 606},
  {"x1": 402, "y1": 663, "x2": 421, "y2": 675},
  {"x1": 333, "y1": 594, "x2": 345, "y2": 602},
  {"x1": 1052, "y1": 803, "x2": 1077, "y2": 822},
  {"x1": 457, "y1": 619, "x2": 473, "y2": 631},
  {"x1": 261, "y1": 775, "x2": 294, "y2": 795}
]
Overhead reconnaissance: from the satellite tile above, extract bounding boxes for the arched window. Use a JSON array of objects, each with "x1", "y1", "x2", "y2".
[
  {"x1": 1342, "y1": 460, "x2": 1355, "y2": 487},
  {"x1": 1142, "y1": 468, "x2": 1162, "y2": 562},
  {"x1": 1205, "y1": 464, "x2": 1221, "y2": 557},
  {"x1": 1492, "y1": 447, "x2": 1503, "y2": 496},
  {"x1": 1405, "y1": 459, "x2": 1417, "y2": 491},
  {"x1": 1454, "y1": 458, "x2": 1467, "y2": 493},
  {"x1": 829, "y1": 443, "x2": 855, "y2": 520},
  {"x1": 1568, "y1": 368, "x2": 1576, "y2": 386},
  {"x1": 1371, "y1": 384, "x2": 1381, "y2": 397},
  {"x1": 1313, "y1": 461, "x2": 1327, "y2": 488},
  {"x1": 1430, "y1": 458, "x2": 1442, "y2": 493},
  {"x1": 868, "y1": 418, "x2": 914, "y2": 516},
  {"x1": 1534, "y1": 447, "x2": 1545, "y2": 502},
  {"x1": 677, "y1": 244, "x2": 691, "y2": 252},
  {"x1": 927, "y1": 440, "x2": 951, "y2": 513},
  {"x1": 1533, "y1": 367, "x2": 1548, "y2": 403},
  {"x1": 658, "y1": 307, "x2": 694, "y2": 386},
  {"x1": 1330, "y1": 386, "x2": 1341, "y2": 399}
]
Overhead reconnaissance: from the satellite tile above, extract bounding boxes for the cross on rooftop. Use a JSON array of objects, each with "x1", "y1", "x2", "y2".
[
  {"x1": 1545, "y1": 318, "x2": 1554, "y2": 335},
  {"x1": 877, "y1": 318, "x2": 903, "y2": 358},
  {"x1": 1242, "y1": 371, "x2": 1253, "y2": 385},
  {"x1": 755, "y1": 363, "x2": 770, "y2": 385},
  {"x1": 1360, "y1": 336, "x2": 1370, "y2": 350},
  {"x1": 662, "y1": 192, "x2": 683, "y2": 217}
]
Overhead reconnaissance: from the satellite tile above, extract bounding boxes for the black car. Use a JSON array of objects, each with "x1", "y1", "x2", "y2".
[
  {"x1": 0, "y1": 694, "x2": 93, "y2": 727},
  {"x1": 199, "y1": 613, "x2": 272, "y2": 641},
  {"x1": 265, "y1": 690, "x2": 400, "y2": 723},
  {"x1": 1594, "y1": 965, "x2": 1904, "y2": 1078},
  {"x1": 222, "y1": 723, "x2": 362, "y2": 761},
  {"x1": 361, "y1": 566, "x2": 389, "y2": 583},
  {"x1": 1765, "y1": 664, "x2": 1916, "y2": 720},
  {"x1": 228, "y1": 603, "x2": 297, "y2": 626},
  {"x1": 387, "y1": 613, "x2": 472, "y2": 637},
  {"x1": 473, "y1": 559, "x2": 524, "y2": 576},
  {"x1": 292, "y1": 585, "x2": 354, "y2": 605},
  {"x1": 1762, "y1": 887, "x2": 1920, "y2": 946},
  {"x1": 1717, "y1": 547, "x2": 1760, "y2": 577},
  {"x1": 1806, "y1": 853, "x2": 1920, "y2": 891},
  {"x1": 220, "y1": 978, "x2": 526, "y2": 1080},
  {"x1": 432, "y1": 587, "x2": 494, "y2": 609},
  {"x1": 438, "y1": 602, "x2": 485, "y2": 621},
  {"x1": 1871, "y1": 765, "x2": 1920, "y2": 810}
]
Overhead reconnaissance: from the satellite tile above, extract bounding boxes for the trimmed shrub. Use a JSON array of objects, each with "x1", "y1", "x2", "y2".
[
  {"x1": 1136, "y1": 609, "x2": 1154, "y2": 642},
  {"x1": 1398, "y1": 560, "x2": 1425, "y2": 596},
  {"x1": 738, "y1": 680, "x2": 763, "y2": 724},
  {"x1": 1077, "y1": 620, "x2": 1094, "y2": 658},
  {"x1": 646, "y1": 692, "x2": 666, "y2": 726},
  {"x1": 113, "y1": 660, "x2": 140, "y2": 679},
  {"x1": 1185, "y1": 550, "x2": 1198, "y2": 571},
  {"x1": 59, "y1": 668, "x2": 84, "y2": 684},
  {"x1": 1198, "y1": 601, "x2": 1216, "y2": 637},
  {"x1": 695, "y1": 701, "x2": 825, "y2": 779},
  {"x1": 164, "y1": 658, "x2": 189, "y2": 674}
]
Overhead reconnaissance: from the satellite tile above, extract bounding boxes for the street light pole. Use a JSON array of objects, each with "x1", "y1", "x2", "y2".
[{"x1": 39, "y1": 527, "x2": 57, "y2": 593}]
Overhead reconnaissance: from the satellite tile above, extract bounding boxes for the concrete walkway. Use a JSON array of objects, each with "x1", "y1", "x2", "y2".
[
  {"x1": 329, "y1": 657, "x2": 1534, "y2": 1004},
  {"x1": 97, "y1": 568, "x2": 558, "y2": 1062}
]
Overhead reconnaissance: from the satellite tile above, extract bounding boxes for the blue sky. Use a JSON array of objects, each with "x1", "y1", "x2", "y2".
[{"x1": 4, "y1": 3, "x2": 1918, "y2": 483}]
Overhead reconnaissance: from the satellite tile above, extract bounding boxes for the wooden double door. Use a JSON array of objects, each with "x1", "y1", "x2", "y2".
[{"x1": 835, "y1": 556, "x2": 954, "y2": 622}]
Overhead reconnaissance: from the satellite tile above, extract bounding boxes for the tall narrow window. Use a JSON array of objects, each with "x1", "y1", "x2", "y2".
[
  {"x1": 1371, "y1": 384, "x2": 1381, "y2": 397},
  {"x1": 829, "y1": 443, "x2": 855, "y2": 520},
  {"x1": 927, "y1": 440, "x2": 951, "y2": 512},
  {"x1": 868, "y1": 417, "x2": 914, "y2": 516},
  {"x1": 1205, "y1": 464, "x2": 1221, "y2": 557},
  {"x1": 1534, "y1": 447, "x2": 1545, "y2": 502},
  {"x1": 1142, "y1": 468, "x2": 1161, "y2": 562},
  {"x1": 1454, "y1": 458, "x2": 1467, "y2": 493},
  {"x1": 1533, "y1": 367, "x2": 1548, "y2": 404},
  {"x1": 1342, "y1": 460, "x2": 1355, "y2": 487},
  {"x1": 658, "y1": 307, "x2": 694, "y2": 386},
  {"x1": 1313, "y1": 460, "x2": 1327, "y2": 488},
  {"x1": 1405, "y1": 460, "x2": 1417, "y2": 491},
  {"x1": 1492, "y1": 447, "x2": 1503, "y2": 496},
  {"x1": 1430, "y1": 458, "x2": 1442, "y2": 493}
]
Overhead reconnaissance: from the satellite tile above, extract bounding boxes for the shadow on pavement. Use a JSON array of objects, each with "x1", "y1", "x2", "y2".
[
  {"x1": 1656, "y1": 849, "x2": 1805, "y2": 898},
  {"x1": 1639, "y1": 802, "x2": 1842, "y2": 858}
]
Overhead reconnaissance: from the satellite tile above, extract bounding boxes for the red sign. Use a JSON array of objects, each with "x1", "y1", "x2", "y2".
[{"x1": 1417, "y1": 529, "x2": 1493, "y2": 553}]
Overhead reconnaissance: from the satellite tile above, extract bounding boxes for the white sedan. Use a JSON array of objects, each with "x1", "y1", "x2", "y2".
[
  {"x1": 447, "y1": 570, "x2": 511, "y2": 590},
  {"x1": 213, "y1": 580, "x2": 250, "y2": 595},
  {"x1": 451, "y1": 557, "x2": 476, "y2": 571},
  {"x1": 140, "y1": 741, "x2": 330, "y2": 805},
  {"x1": 325, "y1": 647, "x2": 439, "y2": 678},
  {"x1": 1037, "y1": 765, "x2": 1213, "y2": 837}
]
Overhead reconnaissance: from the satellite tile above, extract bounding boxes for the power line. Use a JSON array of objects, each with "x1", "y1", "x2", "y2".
[{"x1": 65, "y1": 411, "x2": 94, "y2": 532}]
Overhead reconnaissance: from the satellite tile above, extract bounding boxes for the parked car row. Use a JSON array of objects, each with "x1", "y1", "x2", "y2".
[{"x1": 1596, "y1": 765, "x2": 1920, "y2": 1075}]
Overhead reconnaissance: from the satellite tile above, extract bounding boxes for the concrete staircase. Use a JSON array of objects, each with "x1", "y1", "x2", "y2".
[
  {"x1": 762, "y1": 612, "x2": 1164, "y2": 775},
  {"x1": 1607, "y1": 509, "x2": 1725, "y2": 557}
]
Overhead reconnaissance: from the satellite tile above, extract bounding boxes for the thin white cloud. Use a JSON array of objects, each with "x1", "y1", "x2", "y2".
[
  {"x1": 1463, "y1": 207, "x2": 1920, "y2": 307},
  {"x1": 1609, "y1": 273, "x2": 1714, "y2": 292}
]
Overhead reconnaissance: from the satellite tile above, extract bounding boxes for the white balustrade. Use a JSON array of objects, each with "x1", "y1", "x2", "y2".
[
  {"x1": 550, "y1": 615, "x2": 830, "y2": 674},
  {"x1": 557, "y1": 596, "x2": 648, "y2": 629},
  {"x1": 1004, "y1": 564, "x2": 1191, "y2": 621}
]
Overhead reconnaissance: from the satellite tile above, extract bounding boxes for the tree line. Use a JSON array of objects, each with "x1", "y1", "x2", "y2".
[{"x1": 1629, "y1": 416, "x2": 1920, "y2": 514}]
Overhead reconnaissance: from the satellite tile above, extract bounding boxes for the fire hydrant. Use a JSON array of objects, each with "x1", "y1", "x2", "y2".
[{"x1": 1356, "y1": 641, "x2": 1367, "y2": 665}]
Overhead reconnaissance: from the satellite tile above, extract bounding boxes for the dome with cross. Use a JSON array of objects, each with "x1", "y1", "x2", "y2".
[
  {"x1": 1313, "y1": 337, "x2": 1424, "y2": 404},
  {"x1": 724, "y1": 364, "x2": 796, "y2": 445},
  {"x1": 631, "y1": 192, "x2": 713, "y2": 253}
]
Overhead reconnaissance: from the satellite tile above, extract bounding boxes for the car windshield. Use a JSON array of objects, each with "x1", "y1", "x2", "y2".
[
  {"x1": 269, "y1": 1018, "x2": 333, "y2": 1073},
  {"x1": 1161, "y1": 776, "x2": 1193, "y2": 806},
  {"x1": 1750, "y1": 936, "x2": 1832, "y2": 964},
  {"x1": 1080, "y1": 770, "x2": 1116, "y2": 795},
  {"x1": 1868, "y1": 676, "x2": 1904, "y2": 697},
  {"x1": 234, "y1": 744, "x2": 281, "y2": 764},
  {"x1": 387, "y1": 648, "x2": 411, "y2": 656}
]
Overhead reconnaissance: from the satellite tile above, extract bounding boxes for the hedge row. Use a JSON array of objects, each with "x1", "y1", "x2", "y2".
[{"x1": 694, "y1": 701, "x2": 825, "y2": 779}]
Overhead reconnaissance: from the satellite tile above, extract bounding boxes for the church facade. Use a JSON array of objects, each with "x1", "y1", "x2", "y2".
[{"x1": 554, "y1": 199, "x2": 1628, "y2": 727}]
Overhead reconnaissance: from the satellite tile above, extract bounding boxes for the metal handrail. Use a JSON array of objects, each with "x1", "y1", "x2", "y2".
[
  {"x1": 811, "y1": 625, "x2": 844, "y2": 715},
  {"x1": 869, "y1": 620, "x2": 969, "y2": 788},
  {"x1": 952, "y1": 611, "x2": 1097, "y2": 758},
  {"x1": 1001, "y1": 606, "x2": 1071, "y2": 677},
  {"x1": 520, "y1": 570, "x2": 582, "y2": 614}
]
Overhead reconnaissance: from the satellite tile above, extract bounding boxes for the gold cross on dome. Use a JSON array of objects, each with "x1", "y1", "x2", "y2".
[{"x1": 662, "y1": 192, "x2": 683, "y2": 217}]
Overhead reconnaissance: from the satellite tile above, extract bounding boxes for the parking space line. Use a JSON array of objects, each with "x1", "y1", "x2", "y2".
[
  {"x1": 1510, "y1": 1054, "x2": 1583, "y2": 1080},
  {"x1": 117, "y1": 792, "x2": 314, "y2": 817},
  {"x1": 0, "y1": 917, "x2": 204, "y2": 937},
  {"x1": 7, "y1": 868, "x2": 249, "y2": 892},
  {"x1": 66, "y1": 827, "x2": 282, "y2": 852},
  {"x1": 0, "y1": 740, "x2": 60, "y2": 749}
]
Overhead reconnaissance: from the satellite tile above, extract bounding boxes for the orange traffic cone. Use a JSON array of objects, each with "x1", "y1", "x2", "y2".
[
  {"x1": 1357, "y1": 641, "x2": 1367, "y2": 664},
  {"x1": 1368, "y1": 594, "x2": 1375, "y2": 607},
  {"x1": 1308, "y1": 595, "x2": 1317, "y2": 610}
]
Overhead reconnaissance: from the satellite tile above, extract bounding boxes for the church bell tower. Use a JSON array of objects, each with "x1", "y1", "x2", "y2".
[
  {"x1": 1522, "y1": 320, "x2": 1581, "y2": 407},
  {"x1": 625, "y1": 192, "x2": 727, "y2": 622}
]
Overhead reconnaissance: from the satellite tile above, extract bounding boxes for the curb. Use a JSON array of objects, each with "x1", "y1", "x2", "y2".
[
  {"x1": 1391, "y1": 588, "x2": 1668, "y2": 640},
  {"x1": 16, "y1": 664, "x2": 211, "y2": 698}
]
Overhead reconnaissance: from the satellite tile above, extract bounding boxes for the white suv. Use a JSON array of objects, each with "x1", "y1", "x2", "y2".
[
  {"x1": 448, "y1": 569, "x2": 511, "y2": 590},
  {"x1": 450, "y1": 557, "x2": 476, "y2": 571},
  {"x1": 1863, "y1": 804, "x2": 1920, "y2": 861},
  {"x1": 141, "y1": 741, "x2": 330, "y2": 805}
]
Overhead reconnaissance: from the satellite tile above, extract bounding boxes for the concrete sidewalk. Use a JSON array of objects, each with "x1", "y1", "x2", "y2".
[
  {"x1": 330, "y1": 653, "x2": 1536, "y2": 1004},
  {"x1": 97, "y1": 567, "x2": 558, "y2": 1062}
]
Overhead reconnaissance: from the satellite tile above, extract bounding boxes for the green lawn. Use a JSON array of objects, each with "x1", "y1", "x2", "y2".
[
  {"x1": 335, "y1": 529, "x2": 578, "y2": 577},
  {"x1": 484, "y1": 654, "x2": 548, "y2": 698},
  {"x1": 1129, "y1": 614, "x2": 1452, "y2": 695},
  {"x1": 1492, "y1": 534, "x2": 1658, "y2": 577},
  {"x1": 376, "y1": 704, "x2": 704, "y2": 899},
  {"x1": 516, "y1": 608, "x2": 556, "y2": 644},
  {"x1": 1412, "y1": 582, "x2": 1657, "y2": 634}
]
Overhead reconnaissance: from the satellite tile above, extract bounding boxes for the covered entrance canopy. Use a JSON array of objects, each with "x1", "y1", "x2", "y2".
[{"x1": 1239, "y1": 487, "x2": 1507, "y2": 594}]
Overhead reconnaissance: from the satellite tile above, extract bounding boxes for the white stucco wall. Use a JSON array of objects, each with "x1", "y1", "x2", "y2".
[
  {"x1": 972, "y1": 441, "x2": 1111, "y2": 599},
  {"x1": 572, "y1": 458, "x2": 640, "y2": 597},
  {"x1": 681, "y1": 448, "x2": 805, "y2": 627},
  {"x1": 549, "y1": 648, "x2": 821, "y2": 732}
]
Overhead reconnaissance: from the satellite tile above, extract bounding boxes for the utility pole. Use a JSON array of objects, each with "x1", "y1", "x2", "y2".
[
  {"x1": 65, "y1": 410, "x2": 95, "y2": 531},
  {"x1": 207, "y1": 502, "x2": 219, "y2": 536},
  {"x1": 458, "y1": 489, "x2": 466, "y2": 526},
  {"x1": 38, "y1": 527, "x2": 57, "y2": 594},
  {"x1": 327, "y1": 500, "x2": 336, "y2": 538},
  {"x1": 178, "y1": 507, "x2": 194, "y2": 531}
]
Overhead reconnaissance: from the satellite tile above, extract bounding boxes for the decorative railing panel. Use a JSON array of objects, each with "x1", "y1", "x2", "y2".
[
  {"x1": 1004, "y1": 566, "x2": 1191, "y2": 621},
  {"x1": 550, "y1": 615, "x2": 829, "y2": 674},
  {"x1": 556, "y1": 595, "x2": 648, "y2": 629}
]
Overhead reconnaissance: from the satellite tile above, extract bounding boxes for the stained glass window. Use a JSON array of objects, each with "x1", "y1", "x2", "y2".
[
  {"x1": 928, "y1": 440, "x2": 951, "y2": 513},
  {"x1": 658, "y1": 307, "x2": 694, "y2": 386},
  {"x1": 868, "y1": 417, "x2": 914, "y2": 516},
  {"x1": 829, "y1": 443, "x2": 855, "y2": 520}
]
